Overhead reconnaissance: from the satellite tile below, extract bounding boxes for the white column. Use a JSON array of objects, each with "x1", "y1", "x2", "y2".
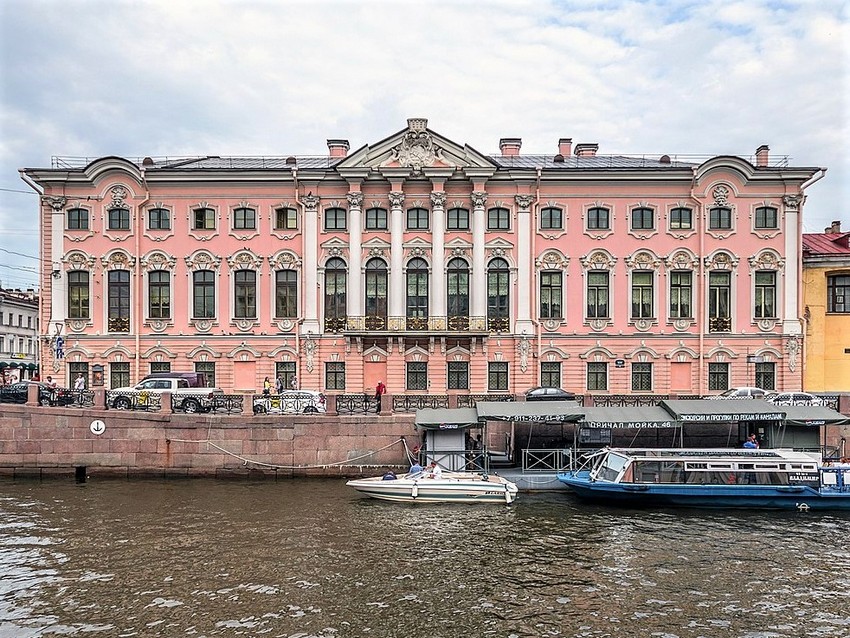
[
  {"x1": 471, "y1": 191, "x2": 487, "y2": 330},
  {"x1": 301, "y1": 193, "x2": 321, "y2": 334},
  {"x1": 388, "y1": 191, "x2": 405, "y2": 328},
  {"x1": 515, "y1": 194, "x2": 534, "y2": 335},
  {"x1": 430, "y1": 191, "x2": 446, "y2": 326},
  {"x1": 782, "y1": 194, "x2": 802, "y2": 335},
  {"x1": 346, "y1": 191, "x2": 363, "y2": 325}
]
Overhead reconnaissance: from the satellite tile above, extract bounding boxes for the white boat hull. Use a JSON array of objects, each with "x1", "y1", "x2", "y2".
[{"x1": 346, "y1": 472, "x2": 519, "y2": 504}]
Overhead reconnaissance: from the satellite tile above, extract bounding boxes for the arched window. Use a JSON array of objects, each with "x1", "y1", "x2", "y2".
[
  {"x1": 148, "y1": 208, "x2": 170, "y2": 230},
  {"x1": 67, "y1": 208, "x2": 89, "y2": 230},
  {"x1": 406, "y1": 258, "x2": 429, "y2": 330},
  {"x1": 108, "y1": 207, "x2": 130, "y2": 230},
  {"x1": 540, "y1": 207, "x2": 563, "y2": 230},
  {"x1": 365, "y1": 258, "x2": 388, "y2": 330},
  {"x1": 447, "y1": 207, "x2": 469, "y2": 231},
  {"x1": 233, "y1": 207, "x2": 256, "y2": 230},
  {"x1": 148, "y1": 271, "x2": 171, "y2": 319},
  {"x1": 447, "y1": 258, "x2": 469, "y2": 331},
  {"x1": 487, "y1": 258, "x2": 510, "y2": 331},
  {"x1": 324, "y1": 258, "x2": 347, "y2": 332}
]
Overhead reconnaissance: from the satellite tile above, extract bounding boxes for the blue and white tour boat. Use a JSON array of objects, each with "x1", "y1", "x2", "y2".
[{"x1": 558, "y1": 447, "x2": 850, "y2": 511}]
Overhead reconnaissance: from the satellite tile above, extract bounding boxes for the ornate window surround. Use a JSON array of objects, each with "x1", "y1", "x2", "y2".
[
  {"x1": 627, "y1": 203, "x2": 658, "y2": 240},
  {"x1": 625, "y1": 250, "x2": 661, "y2": 331},
  {"x1": 535, "y1": 249, "x2": 569, "y2": 330},
  {"x1": 227, "y1": 250, "x2": 263, "y2": 331},
  {"x1": 101, "y1": 184, "x2": 135, "y2": 243},
  {"x1": 229, "y1": 201, "x2": 260, "y2": 240},
  {"x1": 705, "y1": 183, "x2": 738, "y2": 240},
  {"x1": 750, "y1": 201, "x2": 782, "y2": 239},
  {"x1": 189, "y1": 202, "x2": 220, "y2": 240},
  {"x1": 583, "y1": 203, "x2": 614, "y2": 239},
  {"x1": 141, "y1": 250, "x2": 176, "y2": 333}
]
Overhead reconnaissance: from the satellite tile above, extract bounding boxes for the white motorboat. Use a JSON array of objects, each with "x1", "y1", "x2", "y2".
[{"x1": 346, "y1": 470, "x2": 518, "y2": 504}]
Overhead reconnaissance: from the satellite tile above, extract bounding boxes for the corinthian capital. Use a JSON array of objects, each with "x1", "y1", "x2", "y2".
[
  {"x1": 302, "y1": 193, "x2": 320, "y2": 211},
  {"x1": 42, "y1": 196, "x2": 67, "y2": 211},
  {"x1": 430, "y1": 191, "x2": 447, "y2": 207},
  {"x1": 515, "y1": 194, "x2": 534, "y2": 210},
  {"x1": 347, "y1": 192, "x2": 363, "y2": 208},
  {"x1": 783, "y1": 194, "x2": 801, "y2": 211},
  {"x1": 388, "y1": 191, "x2": 405, "y2": 208},
  {"x1": 470, "y1": 191, "x2": 487, "y2": 208}
]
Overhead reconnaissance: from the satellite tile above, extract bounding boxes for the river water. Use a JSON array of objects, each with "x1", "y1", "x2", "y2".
[{"x1": 1, "y1": 479, "x2": 848, "y2": 638}]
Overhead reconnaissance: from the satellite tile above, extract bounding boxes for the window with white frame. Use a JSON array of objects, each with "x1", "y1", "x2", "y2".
[
  {"x1": 754, "y1": 206, "x2": 778, "y2": 230},
  {"x1": 587, "y1": 271, "x2": 609, "y2": 318},
  {"x1": 540, "y1": 207, "x2": 563, "y2": 230},
  {"x1": 488, "y1": 361, "x2": 508, "y2": 391},
  {"x1": 540, "y1": 271, "x2": 563, "y2": 319},
  {"x1": 754, "y1": 271, "x2": 777, "y2": 318},
  {"x1": 669, "y1": 271, "x2": 692, "y2": 318},
  {"x1": 631, "y1": 272, "x2": 654, "y2": 319}
]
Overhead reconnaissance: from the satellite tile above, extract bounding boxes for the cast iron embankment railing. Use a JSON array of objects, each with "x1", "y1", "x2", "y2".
[
  {"x1": 392, "y1": 394, "x2": 450, "y2": 412},
  {"x1": 456, "y1": 394, "x2": 515, "y2": 407},
  {"x1": 336, "y1": 393, "x2": 378, "y2": 415},
  {"x1": 250, "y1": 393, "x2": 324, "y2": 415},
  {"x1": 68, "y1": 389, "x2": 95, "y2": 408},
  {"x1": 168, "y1": 392, "x2": 230, "y2": 414},
  {"x1": 817, "y1": 394, "x2": 840, "y2": 412},
  {"x1": 592, "y1": 394, "x2": 670, "y2": 407},
  {"x1": 106, "y1": 390, "x2": 162, "y2": 412},
  {"x1": 208, "y1": 394, "x2": 244, "y2": 414}
]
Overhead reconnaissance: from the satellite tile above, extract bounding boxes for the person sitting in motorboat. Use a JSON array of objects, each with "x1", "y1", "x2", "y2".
[
  {"x1": 426, "y1": 461, "x2": 442, "y2": 479},
  {"x1": 408, "y1": 461, "x2": 423, "y2": 477},
  {"x1": 382, "y1": 470, "x2": 397, "y2": 481}
]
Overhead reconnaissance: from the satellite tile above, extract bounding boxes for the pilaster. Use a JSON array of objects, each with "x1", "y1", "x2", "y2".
[
  {"x1": 430, "y1": 189, "x2": 447, "y2": 328},
  {"x1": 782, "y1": 194, "x2": 802, "y2": 335},
  {"x1": 515, "y1": 194, "x2": 535, "y2": 336},
  {"x1": 388, "y1": 190, "x2": 405, "y2": 327},
  {"x1": 346, "y1": 190, "x2": 364, "y2": 324},
  {"x1": 301, "y1": 193, "x2": 321, "y2": 334},
  {"x1": 470, "y1": 190, "x2": 487, "y2": 330}
]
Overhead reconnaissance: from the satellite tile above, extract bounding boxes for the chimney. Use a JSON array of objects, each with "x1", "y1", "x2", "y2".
[
  {"x1": 327, "y1": 139, "x2": 350, "y2": 158},
  {"x1": 558, "y1": 138, "x2": 572, "y2": 156},
  {"x1": 499, "y1": 138, "x2": 522, "y2": 156},
  {"x1": 574, "y1": 143, "x2": 599, "y2": 157},
  {"x1": 756, "y1": 144, "x2": 769, "y2": 167},
  {"x1": 826, "y1": 220, "x2": 842, "y2": 234}
]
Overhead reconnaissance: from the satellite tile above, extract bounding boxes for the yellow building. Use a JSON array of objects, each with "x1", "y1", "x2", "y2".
[{"x1": 803, "y1": 221, "x2": 850, "y2": 391}]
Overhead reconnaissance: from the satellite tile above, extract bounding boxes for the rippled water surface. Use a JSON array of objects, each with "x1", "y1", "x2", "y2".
[{"x1": 1, "y1": 479, "x2": 849, "y2": 637}]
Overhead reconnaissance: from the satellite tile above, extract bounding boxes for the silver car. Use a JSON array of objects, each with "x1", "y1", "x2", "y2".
[{"x1": 766, "y1": 392, "x2": 825, "y2": 406}]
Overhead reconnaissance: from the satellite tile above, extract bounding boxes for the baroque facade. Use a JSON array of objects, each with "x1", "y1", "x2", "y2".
[{"x1": 22, "y1": 119, "x2": 822, "y2": 395}]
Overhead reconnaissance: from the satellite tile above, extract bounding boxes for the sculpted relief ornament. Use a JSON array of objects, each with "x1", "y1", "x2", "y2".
[
  {"x1": 713, "y1": 185, "x2": 730, "y2": 206},
  {"x1": 392, "y1": 118, "x2": 444, "y2": 176}
]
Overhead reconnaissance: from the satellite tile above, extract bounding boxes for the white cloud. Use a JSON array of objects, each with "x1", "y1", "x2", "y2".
[{"x1": 0, "y1": 0, "x2": 847, "y2": 287}]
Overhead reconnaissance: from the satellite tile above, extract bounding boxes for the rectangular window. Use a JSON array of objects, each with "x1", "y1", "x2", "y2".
[
  {"x1": 541, "y1": 361, "x2": 561, "y2": 388},
  {"x1": 755, "y1": 362, "x2": 776, "y2": 390},
  {"x1": 406, "y1": 362, "x2": 428, "y2": 390},
  {"x1": 708, "y1": 362, "x2": 729, "y2": 391},
  {"x1": 148, "y1": 208, "x2": 171, "y2": 230},
  {"x1": 488, "y1": 361, "x2": 508, "y2": 391},
  {"x1": 755, "y1": 206, "x2": 778, "y2": 229},
  {"x1": 587, "y1": 271, "x2": 609, "y2": 318},
  {"x1": 325, "y1": 361, "x2": 345, "y2": 390},
  {"x1": 108, "y1": 208, "x2": 130, "y2": 230},
  {"x1": 108, "y1": 270, "x2": 130, "y2": 333},
  {"x1": 447, "y1": 361, "x2": 469, "y2": 390},
  {"x1": 275, "y1": 361, "x2": 297, "y2": 390},
  {"x1": 540, "y1": 271, "x2": 563, "y2": 319},
  {"x1": 365, "y1": 207, "x2": 388, "y2": 230},
  {"x1": 631, "y1": 207, "x2": 653, "y2": 230},
  {"x1": 275, "y1": 207, "x2": 297, "y2": 230},
  {"x1": 709, "y1": 271, "x2": 731, "y2": 331},
  {"x1": 194, "y1": 362, "x2": 216, "y2": 388},
  {"x1": 670, "y1": 207, "x2": 692, "y2": 230},
  {"x1": 754, "y1": 271, "x2": 776, "y2": 318},
  {"x1": 193, "y1": 270, "x2": 216, "y2": 319},
  {"x1": 487, "y1": 208, "x2": 510, "y2": 230},
  {"x1": 540, "y1": 207, "x2": 563, "y2": 230},
  {"x1": 194, "y1": 208, "x2": 215, "y2": 230},
  {"x1": 110, "y1": 362, "x2": 130, "y2": 389},
  {"x1": 68, "y1": 362, "x2": 89, "y2": 389},
  {"x1": 631, "y1": 272, "x2": 654, "y2": 319},
  {"x1": 828, "y1": 275, "x2": 850, "y2": 313},
  {"x1": 233, "y1": 207, "x2": 256, "y2": 230},
  {"x1": 67, "y1": 208, "x2": 89, "y2": 230},
  {"x1": 587, "y1": 362, "x2": 608, "y2": 391},
  {"x1": 324, "y1": 207, "x2": 347, "y2": 231},
  {"x1": 234, "y1": 270, "x2": 257, "y2": 318},
  {"x1": 631, "y1": 363, "x2": 652, "y2": 391},
  {"x1": 406, "y1": 208, "x2": 429, "y2": 230},
  {"x1": 150, "y1": 361, "x2": 171, "y2": 374},
  {"x1": 447, "y1": 208, "x2": 470, "y2": 231},
  {"x1": 587, "y1": 207, "x2": 610, "y2": 230},
  {"x1": 148, "y1": 271, "x2": 171, "y2": 319},
  {"x1": 275, "y1": 270, "x2": 298, "y2": 318},
  {"x1": 709, "y1": 207, "x2": 732, "y2": 230},
  {"x1": 669, "y1": 271, "x2": 692, "y2": 319},
  {"x1": 68, "y1": 271, "x2": 90, "y2": 319}
]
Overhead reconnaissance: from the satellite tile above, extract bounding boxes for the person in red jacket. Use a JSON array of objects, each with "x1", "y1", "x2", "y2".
[{"x1": 375, "y1": 380, "x2": 387, "y2": 413}]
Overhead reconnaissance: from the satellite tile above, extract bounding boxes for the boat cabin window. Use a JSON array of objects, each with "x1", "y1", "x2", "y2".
[
  {"x1": 596, "y1": 453, "x2": 629, "y2": 482},
  {"x1": 633, "y1": 461, "x2": 685, "y2": 483}
]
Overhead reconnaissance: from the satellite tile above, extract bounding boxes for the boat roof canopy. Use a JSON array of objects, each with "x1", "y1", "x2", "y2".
[
  {"x1": 579, "y1": 406, "x2": 678, "y2": 429},
  {"x1": 475, "y1": 401, "x2": 584, "y2": 422},
  {"x1": 414, "y1": 407, "x2": 480, "y2": 430}
]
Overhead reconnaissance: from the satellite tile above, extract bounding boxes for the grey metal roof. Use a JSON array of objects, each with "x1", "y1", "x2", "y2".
[
  {"x1": 475, "y1": 400, "x2": 584, "y2": 422},
  {"x1": 414, "y1": 407, "x2": 480, "y2": 429},
  {"x1": 490, "y1": 154, "x2": 697, "y2": 170}
]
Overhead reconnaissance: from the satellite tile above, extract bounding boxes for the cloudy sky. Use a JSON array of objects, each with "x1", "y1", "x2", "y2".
[{"x1": 0, "y1": 0, "x2": 847, "y2": 290}]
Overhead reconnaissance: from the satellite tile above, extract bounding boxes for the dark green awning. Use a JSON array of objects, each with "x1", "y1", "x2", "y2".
[
  {"x1": 781, "y1": 405, "x2": 850, "y2": 427},
  {"x1": 414, "y1": 408, "x2": 480, "y2": 430},
  {"x1": 475, "y1": 401, "x2": 584, "y2": 422}
]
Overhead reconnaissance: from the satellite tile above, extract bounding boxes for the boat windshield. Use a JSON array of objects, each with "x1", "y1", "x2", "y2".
[{"x1": 595, "y1": 452, "x2": 629, "y2": 482}]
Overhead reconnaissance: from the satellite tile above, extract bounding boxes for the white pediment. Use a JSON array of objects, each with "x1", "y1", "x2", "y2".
[{"x1": 337, "y1": 118, "x2": 497, "y2": 176}]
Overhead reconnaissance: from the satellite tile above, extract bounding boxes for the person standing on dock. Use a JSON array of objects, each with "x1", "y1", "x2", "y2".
[{"x1": 375, "y1": 380, "x2": 386, "y2": 413}]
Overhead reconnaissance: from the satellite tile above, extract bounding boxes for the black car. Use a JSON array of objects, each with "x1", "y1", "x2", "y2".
[
  {"x1": 0, "y1": 382, "x2": 76, "y2": 406},
  {"x1": 525, "y1": 386, "x2": 576, "y2": 401}
]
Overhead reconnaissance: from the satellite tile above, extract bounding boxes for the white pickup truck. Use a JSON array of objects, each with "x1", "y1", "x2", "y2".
[{"x1": 108, "y1": 377, "x2": 223, "y2": 413}]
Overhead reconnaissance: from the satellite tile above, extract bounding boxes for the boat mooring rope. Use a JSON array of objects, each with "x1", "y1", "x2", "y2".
[{"x1": 164, "y1": 434, "x2": 407, "y2": 471}]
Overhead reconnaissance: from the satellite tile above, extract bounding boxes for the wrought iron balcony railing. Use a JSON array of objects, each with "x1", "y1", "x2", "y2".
[
  {"x1": 406, "y1": 316, "x2": 429, "y2": 331},
  {"x1": 709, "y1": 316, "x2": 732, "y2": 332},
  {"x1": 324, "y1": 316, "x2": 347, "y2": 333},
  {"x1": 447, "y1": 315, "x2": 469, "y2": 331}
]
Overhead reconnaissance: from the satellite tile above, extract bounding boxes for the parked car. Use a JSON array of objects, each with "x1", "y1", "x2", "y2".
[
  {"x1": 253, "y1": 390, "x2": 327, "y2": 414},
  {"x1": 525, "y1": 387, "x2": 576, "y2": 401},
  {"x1": 766, "y1": 391, "x2": 825, "y2": 406},
  {"x1": 109, "y1": 377, "x2": 222, "y2": 413},
  {"x1": 705, "y1": 387, "x2": 771, "y2": 400},
  {"x1": 140, "y1": 372, "x2": 209, "y2": 388},
  {"x1": 0, "y1": 382, "x2": 76, "y2": 406}
]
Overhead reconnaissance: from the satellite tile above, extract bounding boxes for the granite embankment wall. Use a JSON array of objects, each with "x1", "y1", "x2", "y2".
[{"x1": 0, "y1": 404, "x2": 416, "y2": 480}]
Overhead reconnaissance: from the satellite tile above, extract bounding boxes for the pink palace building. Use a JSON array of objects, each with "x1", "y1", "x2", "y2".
[{"x1": 21, "y1": 118, "x2": 825, "y2": 397}]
